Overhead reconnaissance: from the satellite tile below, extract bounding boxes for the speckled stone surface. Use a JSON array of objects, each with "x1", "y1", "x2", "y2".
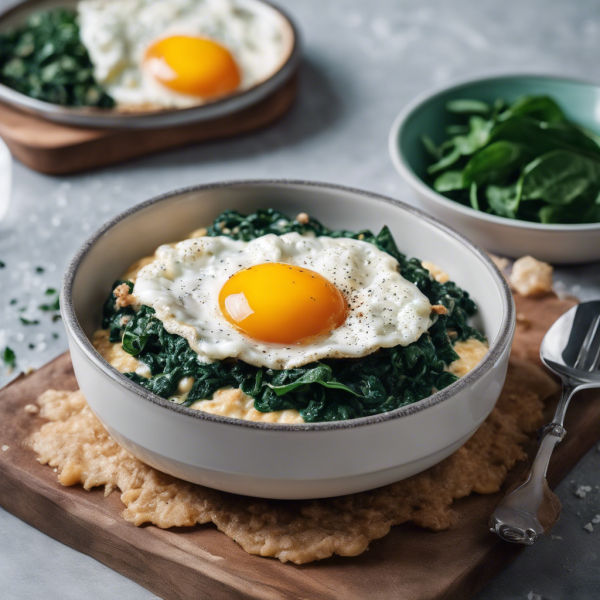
[{"x1": 0, "y1": 0, "x2": 599, "y2": 598}]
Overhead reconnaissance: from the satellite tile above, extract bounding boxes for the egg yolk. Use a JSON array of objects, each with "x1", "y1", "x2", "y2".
[
  {"x1": 144, "y1": 35, "x2": 241, "y2": 99},
  {"x1": 219, "y1": 263, "x2": 348, "y2": 345}
]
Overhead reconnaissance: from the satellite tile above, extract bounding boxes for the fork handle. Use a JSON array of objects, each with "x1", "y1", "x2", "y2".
[{"x1": 489, "y1": 383, "x2": 578, "y2": 545}]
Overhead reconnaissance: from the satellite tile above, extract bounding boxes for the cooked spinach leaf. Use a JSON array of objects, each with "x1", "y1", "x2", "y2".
[
  {"x1": 423, "y1": 95, "x2": 600, "y2": 224},
  {"x1": 105, "y1": 210, "x2": 483, "y2": 423},
  {"x1": 102, "y1": 280, "x2": 135, "y2": 342},
  {"x1": 0, "y1": 9, "x2": 114, "y2": 107}
]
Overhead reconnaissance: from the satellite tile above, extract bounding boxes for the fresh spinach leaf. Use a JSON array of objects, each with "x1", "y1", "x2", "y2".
[
  {"x1": 446, "y1": 99, "x2": 491, "y2": 115},
  {"x1": 434, "y1": 170, "x2": 465, "y2": 193},
  {"x1": 462, "y1": 141, "x2": 530, "y2": 186},
  {"x1": 423, "y1": 94, "x2": 600, "y2": 224},
  {"x1": 485, "y1": 184, "x2": 520, "y2": 219},
  {"x1": 519, "y1": 149, "x2": 600, "y2": 205},
  {"x1": 497, "y1": 95, "x2": 565, "y2": 123}
]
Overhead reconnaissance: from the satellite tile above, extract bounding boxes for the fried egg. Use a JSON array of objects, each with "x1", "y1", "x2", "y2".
[
  {"x1": 133, "y1": 233, "x2": 433, "y2": 369},
  {"x1": 77, "y1": 0, "x2": 284, "y2": 108}
]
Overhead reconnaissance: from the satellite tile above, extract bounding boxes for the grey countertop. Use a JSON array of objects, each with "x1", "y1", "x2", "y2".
[{"x1": 0, "y1": 0, "x2": 599, "y2": 598}]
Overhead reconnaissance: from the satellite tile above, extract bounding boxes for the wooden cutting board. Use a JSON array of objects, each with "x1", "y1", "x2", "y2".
[
  {"x1": 0, "y1": 74, "x2": 297, "y2": 175},
  {"x1": 1, "y1": 294, "x2": 599, "y2": 600}
]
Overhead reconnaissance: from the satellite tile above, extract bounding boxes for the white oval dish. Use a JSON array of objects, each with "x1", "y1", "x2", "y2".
[
  {"x1": 389, "y1": 74, "x2": 600, "y2": 265},
  {"x1": 61, "y1": 180, "x2": 514, "y2": 499},
  {"x1": 0, "y1": 0, "x2": 300, "y2": 129}
]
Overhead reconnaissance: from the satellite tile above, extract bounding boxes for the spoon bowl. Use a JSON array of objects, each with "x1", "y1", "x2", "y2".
[
  {"x1": 490, "y1": 300, "x2": 600, "y2": 544},
  {"x1": 541, "y1": 301, "x2": 600, "y2": 385}
]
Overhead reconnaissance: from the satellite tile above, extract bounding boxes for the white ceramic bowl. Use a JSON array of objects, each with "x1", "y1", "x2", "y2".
[
  {"x1": 389, "y1": 75, "x2": 600, "y2": 265},
  {"x1": 61, "y1": 180, "x2": 514, "y2": 499},
  {"x1": 0, "y1": 0, "x2": 299, "y2": 129}
]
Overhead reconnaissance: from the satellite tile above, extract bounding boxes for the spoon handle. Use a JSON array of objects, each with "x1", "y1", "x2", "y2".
[{"x1": 489, "y1": 382, "x2": 578, "y2": 545}]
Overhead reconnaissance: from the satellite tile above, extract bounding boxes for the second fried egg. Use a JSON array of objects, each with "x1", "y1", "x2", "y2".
[
  {"x1": 133, "y1": 233, "x2": 433, "y2": 369},
  {"x1": 77, "y1": 0, "x2": 284, "y2": 108}
]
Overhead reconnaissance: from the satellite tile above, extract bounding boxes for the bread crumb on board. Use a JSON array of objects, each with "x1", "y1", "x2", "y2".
[
  {"x1": 488, "y1": 254, "x2": 554, "y2": 298},
  {"x1": 27, "y1": 357, "x2": 557, "y2": 564},
  {"x1": 510, "y1": 256, "x2": 553, "y2": 297}
]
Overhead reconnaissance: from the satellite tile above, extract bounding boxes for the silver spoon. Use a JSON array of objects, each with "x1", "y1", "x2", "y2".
[{"x1": 490, "y1": 300, "x2": 600, "y2": 545}]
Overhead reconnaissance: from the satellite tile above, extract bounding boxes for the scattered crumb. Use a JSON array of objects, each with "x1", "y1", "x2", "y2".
[
  {"x1": 550, "y1": 535, "x2": 563, "y2": 540},
  {"x1": 527, "y1": 592, "x2": 542, "y2": 600},
  {"x1": 592, "y1": 515, "x2": 600, "y2": 524},
  {"x1": 24, "y1": 366, "x2": 35, "y2": 375},
  {"x1": 188, "y1": 227, "x2": 207, "y2": 239},
  {"x1": 421, "y1": 261, "x2": 450, "y2": 284},
  {"x1": 295, "y1": 212, "x2": 309, "y2": 224},
  {"x1": 516, "y1": 313, "x2": 531, "y2": 330},
  {"x1": 575, "y1": 485, "x2": 592, "y2": 498},
  {"x1": 1, "y1": 445, "x2": 8, "y2": 452},
  {"x1": 24, "y1": 404, "x2": 39, "y2": 414},
  {"x1": 552, "y1": 280, "x2": 570, "y2": 300},
  {"x1": 510, "y1": 256, "x2": 553, "y2": 297},
  {"x1": 113, "y1": 283, "x2": 136, "y2": 309},
  {"x1": 431, "y1": 304, "x2": 448, "y2": 315},
  {"x1": 583, "y1": 523, "x2": 594, "y2": 533},
  {"x1": 489, "y1": 253, "x2": 510, "y2": 273}
]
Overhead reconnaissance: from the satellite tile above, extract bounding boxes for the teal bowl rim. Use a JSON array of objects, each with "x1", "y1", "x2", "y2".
[{"x1": 389, "y1": 73, "x2": 600, "y2": 232}]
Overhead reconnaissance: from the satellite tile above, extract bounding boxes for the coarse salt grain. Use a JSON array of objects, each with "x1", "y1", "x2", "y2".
[
  {"x1": 575, "y1": 485, "x2": 592, "y2": 498},
  {"x1": 1, "y1": 445, "x2": 8, "y2": 451},
  {"x1": 583, "y1": 523, "x2": 594, "y2": 533}
]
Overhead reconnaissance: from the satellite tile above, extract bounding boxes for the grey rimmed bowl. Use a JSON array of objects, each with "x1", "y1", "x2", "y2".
[
  {"x1": 389, "y1": 74, "x2": 600, "y2": 264},
  {"x1": 61, "y1": 180, "x2": 514, "y2": 499},
  {"x1": 0, "y1": 0, "x2": 300, "y2": 129}
]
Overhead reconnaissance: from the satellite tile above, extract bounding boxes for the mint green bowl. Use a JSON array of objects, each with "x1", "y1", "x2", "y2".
[{"x1": 389, "y1": 75, "x2": 600, "y2": 264}]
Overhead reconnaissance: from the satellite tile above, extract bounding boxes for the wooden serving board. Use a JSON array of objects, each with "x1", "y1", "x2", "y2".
[
  {"x1": 0, "y1": 75, "x2": 297, "y2": 175},
  {"x1": 1, "y1": 296, "x2": 600, "y2": 600}
]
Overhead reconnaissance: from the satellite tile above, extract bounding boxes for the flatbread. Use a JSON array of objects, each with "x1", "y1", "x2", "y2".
[{"x1": 28, "y1": 357, "x2": 557, "y2": 564}]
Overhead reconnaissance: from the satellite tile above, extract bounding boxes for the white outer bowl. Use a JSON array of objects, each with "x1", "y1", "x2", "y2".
[
  {"x1": 388, "y1": 75, "x2": 600, "y2": 265},
  {"x1": 61, "y1": 180, "x2": 515, "y2": 499}
]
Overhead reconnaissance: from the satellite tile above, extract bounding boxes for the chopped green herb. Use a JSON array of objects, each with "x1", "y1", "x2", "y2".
[
  {"x1": 9, "y1": 299, "x2": 17, "y2": 305},
  {"x1": 0, "y1": 260, "x2": 5, "y2": 268},
  {"x1": 19, "y1": 317, "x2": 39, "y2": 325},
  {"x1": 0, "y1": 9, "x2": 115, "y2": 108},
  {"x1": 423, "y1": 95, "x2": 600, "y2": 224},
  {"x1": 39, "y1": 297, "x2": 60, "y2": 311},
  {"x1": 35, "y1": 266, "x2": 44, "y2": 273},
  {"x1": 2, "y1": 347, "x2": 16, "y2": 369},
  {"x1": 28, "y1": 343, "x2": 35, "y2": 350},
  {"x1": 105, "y1": 209, "x2": 484, "y2": 423},
  {"x1": 52, "y1": 332, "x2": 59, "y2": 339},
  {"x1": 45, "y1": 287, "x2": 57, "y2": 295},
  {"x1": 52, "y1": 314, "x2": 62, "y2": 322}
]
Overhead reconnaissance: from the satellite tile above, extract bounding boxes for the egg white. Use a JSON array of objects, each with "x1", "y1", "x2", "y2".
[
  {"x1": 133, "y1": 233, "x2": 433, "y2": 369},
  {"x1": 77, "y1": 0, "x2": 285, "y2": 108}
]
